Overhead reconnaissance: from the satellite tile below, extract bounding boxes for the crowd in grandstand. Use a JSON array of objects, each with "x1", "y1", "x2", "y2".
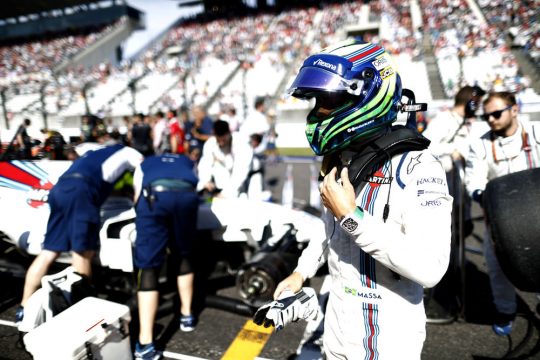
[
  {"x1": 479, "y1": 0, "x2": 540, "y2": 66},
  {"x1": 0, "y1": 17, "x2": 128, "y2": 95},
  {"x1": 0, "y1": 0, "x2": 538, "y2": 142},
  {"x1": 420, "y1": 0, "x2": 536, "y2": 98}
]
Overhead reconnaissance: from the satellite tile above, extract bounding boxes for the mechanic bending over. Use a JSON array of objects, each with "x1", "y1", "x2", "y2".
[
  {"x1": 465, "y1": 91, "x2": 540, "y2": 336},
  {"x1": 16, "y1": 140, "x2": 143, "y2": 323},
  {"x1": 132, "y1": 153, "x2": 199, "y2": 360},
  {"x1": 255, "y1": 40, "x2": 452, "y2": 359},
  {"x1": 196, "y1": 119, "x2": 258, "y2": 199}
]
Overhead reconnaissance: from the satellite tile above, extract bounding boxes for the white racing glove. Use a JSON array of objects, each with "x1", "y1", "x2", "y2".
[{"x1": 253, "y1": 287, "x2": 318, "y2": 330}]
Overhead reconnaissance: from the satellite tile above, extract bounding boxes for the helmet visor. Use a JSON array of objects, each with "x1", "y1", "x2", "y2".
[{"x1": 286, "y1": 67, "x2": 356, "y2": 98}]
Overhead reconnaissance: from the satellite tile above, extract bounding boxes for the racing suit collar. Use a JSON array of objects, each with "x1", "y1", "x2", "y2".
[{"x1": 494, "y1": 122, "x2": 522, "y2": 145}]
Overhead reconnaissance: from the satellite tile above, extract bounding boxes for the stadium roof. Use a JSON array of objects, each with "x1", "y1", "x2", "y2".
[{"x1": 0, "y1": 0, "x2": 101, "y2": 21}]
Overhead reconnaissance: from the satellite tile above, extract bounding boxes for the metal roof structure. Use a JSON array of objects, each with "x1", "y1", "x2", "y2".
[{"x1": 0, "y1": 0, "x2": 103, "y2": 21}]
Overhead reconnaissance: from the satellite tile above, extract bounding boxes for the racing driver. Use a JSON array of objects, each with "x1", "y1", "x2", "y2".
[{"x1": 271, "y1": 40, "x2": 453, "y2": 359}]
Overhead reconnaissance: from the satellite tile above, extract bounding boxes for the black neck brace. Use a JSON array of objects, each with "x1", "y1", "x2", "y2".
[{"x1": 321, "y1": 125, "x2": 431, "y2": 189}]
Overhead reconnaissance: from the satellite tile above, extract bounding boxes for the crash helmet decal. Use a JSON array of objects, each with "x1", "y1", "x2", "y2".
[{"x1": 286, "y1": 39, "x2": 402, "y2": 155}]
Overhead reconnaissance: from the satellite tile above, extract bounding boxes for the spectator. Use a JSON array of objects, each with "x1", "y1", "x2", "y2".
[
  {"x1": 185, "y1": 106, "x2": 213, "y2": 156},
  {"x1": 129, "y1": 113, "x2": 154, "y2": 157},
  {"x1": 264, "y1": 109, "x2": 279, "y2": 163},
  {"x1": 219, "y1": 105, "x2": 240, "y2": 133},
  {"x1": 16, "y1": 118, "x2": 33, "y2": 160},
  {"x1": 80, "y1": 115, "x2": 96, "y2": 143},
  {"x1": 152, "y1": 111, "x2": 170, "y2": 154},
  {"x1": 239, "y1": 96, "x2": 270, "y2": 156},
  {"x1": 167, "y1": 109, "x2": 185, "y2": 155}
]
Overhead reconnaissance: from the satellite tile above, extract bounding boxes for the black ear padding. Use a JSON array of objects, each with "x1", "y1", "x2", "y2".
[{"x1": 464, "y1": 85, "x2": 486, "y2": 118}]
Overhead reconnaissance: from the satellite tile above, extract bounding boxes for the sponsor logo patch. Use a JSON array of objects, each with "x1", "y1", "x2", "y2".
[
  {"x1": 417, "y1": 189, "x2": 447, "y2": 196},
  {"x1": 421, "y1": 199, "x2": 442, "y2": 207},
  {"x1": 344, "y1": 286, "x2": 382, "y2": 300},
  {"x1": 417, "y1": 177, "x2": 445, "y2": 185},
  {"x1": 372, "y1": 56, "x2": 389, "y2": 70},
  {"x1": 380, "y1": 66, "x2": 394, "y2": 80},
  {"x1": 313, "y1": 59, "x2": 337, "y2": 71},
  {"x1": 347, "y1": 119, "x2": 374, "y2": 133},
  {"x1": 365, "y1": 175, "x2": 393, "y2": 185},
  {"x1": 407, "y1": 154, "x2": 422, "y2": 174},
  {"x1": 402, "y1": 104, "x2": 425, "y2": 111}
]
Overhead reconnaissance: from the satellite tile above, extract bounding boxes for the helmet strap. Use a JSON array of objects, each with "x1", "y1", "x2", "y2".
[{"x1": 399, "y1": 88, "x2": 428, "y2": 129}]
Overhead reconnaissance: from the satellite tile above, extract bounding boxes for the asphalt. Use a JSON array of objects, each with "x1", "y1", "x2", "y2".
[{"x1": 0, "y1": 158, "x2": 539, "y2": 360}]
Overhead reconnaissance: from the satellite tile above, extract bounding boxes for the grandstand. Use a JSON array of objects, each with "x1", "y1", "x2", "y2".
[{"x1": 0, "y1": 0, "x2": 538, "y2": 149}]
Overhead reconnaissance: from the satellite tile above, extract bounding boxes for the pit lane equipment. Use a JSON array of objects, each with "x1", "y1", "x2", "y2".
[
  {"x1": 23, "y1": 297, "x2": 131, "y2": 360},
  {"x1": 253, "y1": 287, "x2": 318, "y2": 330},
  {"x1": 18, "y1": 266, "x2": 95, "y2": 333},
  {"x1": 236, "y1": 222, "x2": 309, "y2": 307}
]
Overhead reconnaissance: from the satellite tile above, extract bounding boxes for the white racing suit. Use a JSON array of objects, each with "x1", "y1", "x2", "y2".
[
  {"x1": 465, "y1": 121, "x2": 540, "y2": 315},
  {"x1": 422, "y1": 110, "x2": 472, "y2": 172},
  {"x1": 197, "y1": 133, "x2": 254, "y2": 198},
  {"x1": 295, "y1": 150, "x2": 452, "y2": 359}
]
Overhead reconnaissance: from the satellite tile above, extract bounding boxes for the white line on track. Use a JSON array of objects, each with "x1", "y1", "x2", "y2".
[
  {"x1": 163, "y1": 351, "x2": 208, "y2": 360},
  {"x1": 0, "y1": 319, "x2": 17, "y2": 327},
  {"x1": 163, "y1": 351, "x2": 274, "y2": 360}
]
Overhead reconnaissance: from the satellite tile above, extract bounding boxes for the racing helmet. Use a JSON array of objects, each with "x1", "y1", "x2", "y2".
[{"x1": 287, "y1": 40, "x2": 402, "y2": 155}]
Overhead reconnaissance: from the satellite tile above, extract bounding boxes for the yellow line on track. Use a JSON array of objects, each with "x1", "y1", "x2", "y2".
[{"x1": 220, "y1": 320, "x2": 274, "y2": 360}]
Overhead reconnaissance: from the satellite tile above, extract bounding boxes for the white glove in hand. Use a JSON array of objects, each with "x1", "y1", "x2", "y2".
[{"x1": 253, "y1": 287, "x2": 318, "y2": 330}]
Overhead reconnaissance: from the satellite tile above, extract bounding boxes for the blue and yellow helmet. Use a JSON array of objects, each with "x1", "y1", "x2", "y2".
[{"x1": 287, "y1": 40, "x2": 402, "y2": 155}]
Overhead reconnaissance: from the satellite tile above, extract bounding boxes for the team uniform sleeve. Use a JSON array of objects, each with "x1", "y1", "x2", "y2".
[
  {"x1": 196, "y1": 138, "x2": 215, "y2": 192},
  {"x1": 130, "y1": 147, "x2": 144, "y2": 167},
  {"x1": 133, "y1": 165, "x2": 143, "y2": 203},
  {"x1": 423, "y1": 116, "x2": 456, "y2": 159},
  {"x1": 344, "y1": 154, "x2": 453, "y2": 288},
  {"x1": 221, "y1": 138, "x2": 254, "y2": 198},
  {"x1": 464, "y1": 137, "x2": 489, "y2": 197},
  {"x1": 294, "y1": 208, "x2": 333, "y2": 281}
]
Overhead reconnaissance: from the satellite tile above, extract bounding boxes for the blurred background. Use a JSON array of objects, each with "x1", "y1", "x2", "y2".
[
  {"x1": 0, "y1": 0, "x2": 538, "y2": 154},
  {"x1": 0, "y1": 2, "x2": 539, "y2": 359}
]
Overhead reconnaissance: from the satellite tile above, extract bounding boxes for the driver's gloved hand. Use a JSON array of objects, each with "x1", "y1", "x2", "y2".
[{"x1": 253, "y1": 287, "x2": 318, "y2": 330}]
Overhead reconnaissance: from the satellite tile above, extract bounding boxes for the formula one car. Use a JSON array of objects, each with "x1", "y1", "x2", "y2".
[{"x1": 0, "y1": 159, "x2": 325, "y2": 306}]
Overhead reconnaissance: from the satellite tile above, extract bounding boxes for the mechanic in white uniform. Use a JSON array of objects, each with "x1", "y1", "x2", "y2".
[
  {"x1": 465, "y1": 91, "x2": 540, "y2": 336},
  {"x1": 272, "y1": 40, "x2": 453, "y2": 360},
  {"x1": 423, "y1": 85, "x2": 485, "y2": 172},
  {"x1": 197, "y1": 120, "x2": 256, "y2": 198}
]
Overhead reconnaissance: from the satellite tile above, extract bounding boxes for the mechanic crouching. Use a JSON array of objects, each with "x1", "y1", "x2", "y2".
[{"x1": 132, "y1": 153, "x2": 199, "y2": 360}]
